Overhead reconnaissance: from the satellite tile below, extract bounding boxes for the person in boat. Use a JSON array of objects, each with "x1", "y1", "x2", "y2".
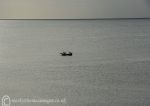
[
  {"x1": 60, "y1": 52, "x2": 66, "y2": 55},
  {"x1": 68, "y1": 52, "x2": 72, "y2": 56}
]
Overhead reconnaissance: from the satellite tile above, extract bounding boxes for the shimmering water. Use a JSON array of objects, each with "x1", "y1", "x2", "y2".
[{"x1": 0, "y1": 20, "x2": 150, "y2": 106}]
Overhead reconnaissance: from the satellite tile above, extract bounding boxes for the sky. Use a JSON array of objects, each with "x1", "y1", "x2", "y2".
[{"x1": 0, "y1": 0, "x2": 150, "y2": 19}]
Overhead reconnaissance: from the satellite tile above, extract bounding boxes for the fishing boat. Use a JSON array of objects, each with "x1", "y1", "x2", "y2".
[{"x1": 60, "y1": 52, "x2": 72, "y2": 56}]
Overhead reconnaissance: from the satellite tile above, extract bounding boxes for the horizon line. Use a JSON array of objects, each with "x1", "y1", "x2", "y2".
[{"x1": 0, "y1": 18, "x2": 150, "y2": 20}]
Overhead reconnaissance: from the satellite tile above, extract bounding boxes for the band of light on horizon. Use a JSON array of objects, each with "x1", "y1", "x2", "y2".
[{"x1": 0, "y1": 0, "x2": 150, "y2": 19}]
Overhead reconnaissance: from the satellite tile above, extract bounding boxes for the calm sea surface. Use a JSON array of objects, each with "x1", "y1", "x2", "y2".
[{"x1": 0, "y1": 20, "x2": 150, "y2": 106}]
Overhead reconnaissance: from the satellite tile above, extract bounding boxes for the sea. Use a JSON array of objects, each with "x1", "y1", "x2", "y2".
[{"x1": 0, "y1": 20, "x2": 150, "y2": 106}]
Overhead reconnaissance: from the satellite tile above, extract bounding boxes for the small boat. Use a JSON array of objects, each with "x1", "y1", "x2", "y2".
[{"x1": 60, "y1": 52, "x2": 73, "y2": 56}]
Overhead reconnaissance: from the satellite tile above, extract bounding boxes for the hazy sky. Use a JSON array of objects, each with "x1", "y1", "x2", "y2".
[{"x1": 0, "y1": 0, "x2": 150, "y2": 19}]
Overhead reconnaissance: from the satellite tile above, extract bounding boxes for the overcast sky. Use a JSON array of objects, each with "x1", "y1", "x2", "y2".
[{"x1": 0, "y1": 0, "x2": 150, "y2": 19}]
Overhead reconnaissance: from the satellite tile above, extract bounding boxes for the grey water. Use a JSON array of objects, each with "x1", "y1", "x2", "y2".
[{"x1": 0, "y1": 20, "x2": 150, "y2": 106}]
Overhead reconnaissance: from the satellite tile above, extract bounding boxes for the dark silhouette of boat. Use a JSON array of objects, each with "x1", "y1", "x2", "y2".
[{"x1": 60, "y1": 52, "x2": 73, "y2": 56}]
